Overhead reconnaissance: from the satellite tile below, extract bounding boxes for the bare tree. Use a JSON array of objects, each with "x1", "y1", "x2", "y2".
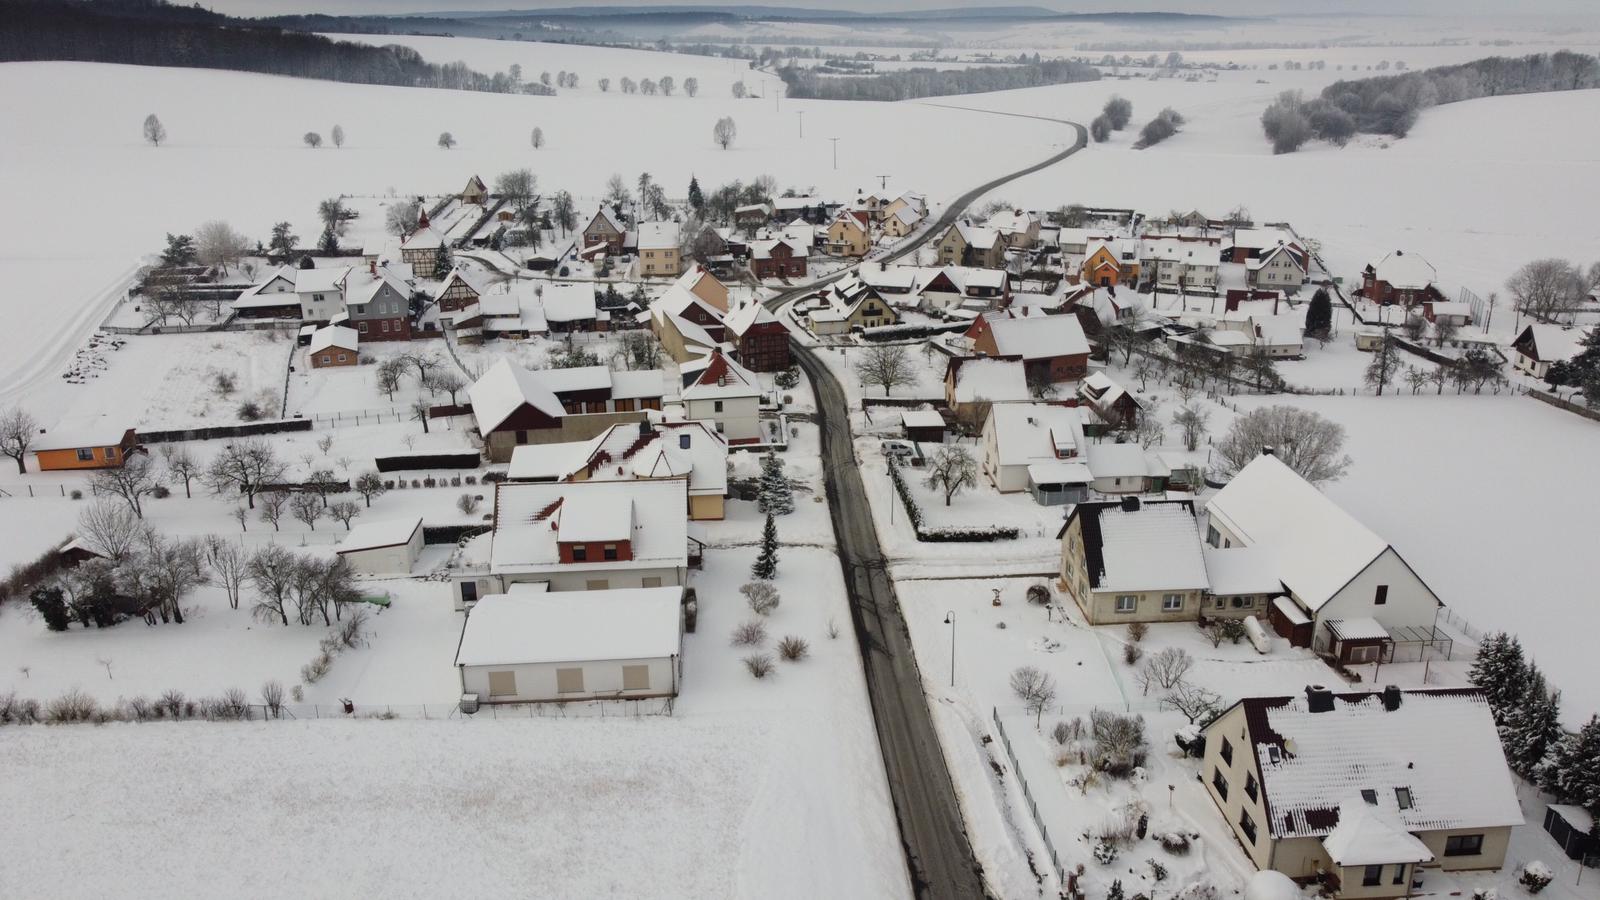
[
  {"x1": 77, "y1": 500, "x2": 146, "y2": 561},
  {"x1": 134, "y1": 532, "x2": 207, "y2": 624},
  {"x1": 1212, "y1": 405, "x2": 1351, "y2": 484},
  {"x1": 260, "y1": 680, "x2": 286, "y2": 717},
  {"x1": 684, "y1": 76, "x2": 699, "y2": 97},
  {"x1": 159, "y1": 444, "x2": 201, "y2": 498},
  {"x1": 143, "y1": 113, "x2": 166, "y2": 146},
  {"x1": 659, "y1": 75, "x2": 675, "y2": 96},
  {"x1": 854, "y1": 344, "x2": 915, "y2": 396},
  {"x1": 290, "y1": 492, "x2": 323, "y2": 531},
  {"x1": 1161, "y1": 682, "x2": 1223, "y2": 725},
  {"x1": 231, "y1": 506, "x2": 249, "y2": 532},
  {"x1": 247, "y1": 544, "x2": 296, "y2": 626},
  {"x1": 303, "y1": 132, "x2": 323, "y2": 149},
  {"x1": 924, "y1": 444, "x2": 978, "y2": 506},
  {"x1": 732, "y1": 80, "x2": 747, "y2": 99},
  {"x1": 205, "y1": 536, "x2": 248, "y2": 610},
  {"x1": 402, "y1": 352, "x2": 443, "y2": 387},
  {"x1": 411, "y1": 398, "x2": 434, "y2": 434},
  {"x1": 0, "y1": 405, "x2": 39, "y2": 474},
  {"x1": 376, "y1": 357, "x2": 406, "y2": 399},
  {"x1": 385, "y1": 199, "x2": 421, "y2": 238},
  {"x1": 530, "y1": 126, "x2": 544, "y2": 149},
  {"x1": 1507, "y1": 258, "x2": 1585, "y2": 323},
  {"x1": 329, "y1": 500, "x2": 361, "y2": 530},
  {"x1": 1364, "y1": 334, "x2": 1401, "y2": 395},
  {"x1": 713, "y1": 116, "x2": 737, "y2": 150},
  {"x1": 1172, "y1": 401, "x2": 1210, "y2": 452},
  {"x1": 456, "y1": 493, "x2": 480, "y2": 516},
  {"x1": 424, "y1": 369, "x2": 466, "y2": 404},
  {"x1": 598, "y1": 77, "x2": 610, "y2": 92},
  {"x1": 1010, "y1": 665, "x2": 1058, "y2": 727},
  {"x1": 1133, "y1": 401, "x2": 1166, "y2": 449},
  {"x1": 331, "y1": 124, "x2": 345, "y2": 148},
  {"x1": 258, "y1": 491, "x2": 288, "y2": 531},
  {"x1": 195, "y1": 220, "x2": 249, "y2": 275},
  {"x1": 354, "y1": 471, "x2": 387, "y2": 508},
  {"x1": 740, "y1": 581, "x2": 781, "y2": 616},
  {"x1": 89, "y1": 454, "x2": 163, "y2": 519},
  {"x1": 1135, "y1": 647, "x2": 1194, "y2": 695},
  {"x1": 204, "y1": 438, "x2": 286, "y2": 508},
  {"x1": 1089, "y1": 708, "x2": 1148, "y2": 772}
]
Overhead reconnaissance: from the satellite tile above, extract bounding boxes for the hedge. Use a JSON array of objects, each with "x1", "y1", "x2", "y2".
[{"x1": 887, "y1": 460, "x2": 1018, "y2": 543}]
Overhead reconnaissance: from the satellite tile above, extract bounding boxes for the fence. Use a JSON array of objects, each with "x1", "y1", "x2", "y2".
[
  {"x1": 1, "y1": 696, "x2": 676, "y2": 727},
  {"x1": 992, "y1": 707, "x2": 1068, "y2": 887},
  {"x1": 1527, "y1": 387, "x2": 1600, "y2": 423},
  {"x1": 140, "y1": 417, "x2": 313, "y2": 445}
]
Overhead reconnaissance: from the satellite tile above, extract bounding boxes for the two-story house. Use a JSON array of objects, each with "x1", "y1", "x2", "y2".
[
  {"x1": 293, "y1": 265, "x2": 352, "y2": 324},
  {"x1": 508, "y1": 420, "x2": 729, "y2": 521},
  {"x1": 936, "y1": 220, "x2": 1005, "y2": 269},
  {"x1": 965, "y1": 310, "x2": 1090, "y2": 384},
  {"x1": 980, "y1": 402, "x2": 1087, "y2": 496},
  {"x1": 468, "y1": 360, "x2": 659, "y2": 461},
  {"x1": 1247, "y1": 243, "x2": 1309, "y2": 291},
  {"x1": 825, "y1": 212, "x2": 871, "y2": 257},
  {"x1": 637, "y1": 221, "x2": 682, "y2": 277},
  {"x1": 723, "y1": 301, "x2": 791, "y2": 372},
  {"x1": 1056, "y1": 497, "x2": 1210, "y2": 624},
  {"x1": 680, "y1": 349, "x2": 763, "y2": 443},
  {"x1": 343, "y1": 262, "x2": 415, "y2": 341},
  {"x1": 582, "y1": 207, "x2": 627, "y2": 255}
]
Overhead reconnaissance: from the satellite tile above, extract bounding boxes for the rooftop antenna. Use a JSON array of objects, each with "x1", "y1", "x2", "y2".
[{"x1": 876, "y1": 175, "x2": 890, "y2": 190}]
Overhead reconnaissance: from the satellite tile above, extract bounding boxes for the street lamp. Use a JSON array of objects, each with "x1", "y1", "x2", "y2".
[{"x1": 943, "y1": 611, "x2": 956, "y2": 687}]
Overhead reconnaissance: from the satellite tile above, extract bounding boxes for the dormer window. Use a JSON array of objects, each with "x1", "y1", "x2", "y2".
[
  {"x1": 1395, "y1": 787, "x2": 1413, "y2": 810},
  {"x1": 1360, "y1": 789, "x2": 1378, "y2": 805},
  {"x1": 1266, "y1": 745, "x2": 1282, "y2": 765},
  {"x1": 571, "y1": 546, "x2": 587, "y2": 562}
]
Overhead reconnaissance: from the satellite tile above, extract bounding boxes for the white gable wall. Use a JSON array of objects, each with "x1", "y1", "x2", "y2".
[
  {"x1": 684, "y1": 396, "x2": 760, "y2": 442},
  {"x1": 1311, "y1": 548, "x2": 1441, "y2": 651}
]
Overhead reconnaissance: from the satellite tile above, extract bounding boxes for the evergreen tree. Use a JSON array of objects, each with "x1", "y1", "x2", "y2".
[
  {"x1": 268, "y1": 221, "x2": 298, "y2": 258},
  {"x1": 30, "y1": 586, "x2": 71, "y2": 632},
  {"x1": 434, "y1": 248, "x2": 453, "y2": 280},
  {"x1": 756, "y1": 454, "x2": 794, "y2": 515},
  {"x1": 1540, "y1": 715, "x2": 1600, "y2": 816},
  {"x1": 318, "y1": 226, "x2": 339, "y2": 255},
  {"x1": 751, "y1": 513, "x2": 779, "y2": 580},
  {"x1": 687, "y1": 175, "x2": 705, "y2": 213},
  {"x1": 1500, "y1": 665, "x2": 1563, "y2": 779},
  {"x1": 1468, "y1": 631, "x2": 1528, "y2": 724},
  {"x1": 1305, "y1": 287, "x2": 1333, "y2": 339},
  {"x1": 161, "y1": 233, "x2": 196, "y2": 266}
]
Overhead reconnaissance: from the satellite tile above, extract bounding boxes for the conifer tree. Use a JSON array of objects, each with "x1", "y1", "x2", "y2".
[
  {"x1": 756, "y1": 453, "x2": 794, "y2": 515},
  {"x1": 687, "y1": 175, "x2": 705, "y2": 213},
  {"x1": 1468, "y1": 632, "x2": 1529, "y2": 724},
  {"x1": 1500, "y1": 665, "x2": 1562, "y2": 778},
  {"x1": 751, "y1": 513, "x2": 779, "y2": 580},
  {"x1": 1540, "y1": 715, "x2": 1600, "y2": 817}
]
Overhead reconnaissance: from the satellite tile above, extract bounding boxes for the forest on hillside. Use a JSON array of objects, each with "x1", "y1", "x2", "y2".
[{"x1": 778, "y1": 59, "x2": 1100, "y2": 102}]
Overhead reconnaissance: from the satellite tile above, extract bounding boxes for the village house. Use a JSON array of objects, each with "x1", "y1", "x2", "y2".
[
  {"x1": 32, "y1": 419, "x2": 140, "y2": 472},
  {"x1": 649, "y1": 286, "x2": 723, "y2": 364},
  {"x1": 334, "y1": 516, "x2": 423, "y2": 576},
  {"x1": 980, "y1": 402, "x2": 1086, "y2": 496},
  {"x1": 1141, "y1": 239, "x2": 1221, "y2": 294},
  {"x1": 1204, "y1": 453, "x2": 1446, "y2": 662},
  {"x1": 449, "y1": 478, "x2": 693, "y2": 605},
  {"x1": 342, "y1": 262, "x2": 416, "y2": 341},
  {"x1": 434, "y1": 265, "x2": 488, "y2": 313},
  {"x1": 1247, "y1": 243, "x2": 1309, "y2": 291},
  {"x1": 805, "y1": 275, "x2": 899, "y2": 335},
  {"x1": 881, "y1": 204, "x2": 924, "y2": 239},
  {"x1": 986, "y1": 209, "x2": 1041, "y2": 249},
  {"x1": 825, "y1": 211, "x2": 872, "y2": 257},
  {"x1": 1081, "y1": 239, "x2": 1141, "y2": 288},
  {"x1": 1083, "y1": 442, "x2": 1172, "y2": 494},
  {"x1": 750, "y1": 237, "x2": 809, "y2": 280},
  {"x1": 293, "y1": 265, "x2": 351, "y2": 324},
  {"x1": 1078, "y1": 371, "x2": 1143, "y2": 429},
  {"x1": 508, "y1": 419, "x2": 729, "y2": 520},
  {"x1": 1201, "y1": 686, "x2": 1522, "y2": 895},
  {"x1": 881, "y1": 191, "x2": 926, "y2": 223},
  {"x1": 1057, "y1": 497, "x2": 1210, "y2": 624},
  {"x1": 582, "y1": 207, "x2": 627, "y2": 255},
  {"x1": 455, "y1": 585, "x2": 684, "y2": 703},
  {"x1": 1226, "y1": 229, "x2": 1309, "y2": 269},
  {"x1": 943, "y1": 357, "x2": 1030, "y2": 413},
  {"x1": 636, "y1": 222, "x2": 683, "y2": 278},
  {"x1": 1511, "y1": 324, "x2": 1586, "y2": 380},
  {"x1": 680, "y1": 349, "x2": 763, "y2": 443},
  {"x1": 774, "y1": 195, "x2": 831, "y2": 224},
  {"x1": 965, "y1": 310, "x2": 1090, "y2": 384},
  {"x1": 735, "y1": 202, "x2": 774, "y2": 231},
  {"x1": 673, "y1": 265, "x2": 730, "y2": 313},
  {"x1": 723, "y1": 301, "x2": 790, "y2": 372},
  {"x1": 542, "y1": 282, "x2": 602, "y2": 333},
  {"x1": 467, "y1": 360, "x2": 657, "y2": 461},
  {"x1": 459, "y1": 174, "x2": 488, "y2": 206},
  {"x1": 399, "y1": 210, "x2": 446, "y2": 277},
  {"x1": 936, "y1": 219, "x2": 1006, "y2": 269},
  {"x1": 307, "y1": 324, "x2": 358, "y2": 367},
  {"x1": 1361, "y1": 251, "x2": 1445, "y2": 308},
  {"x1": 920, "y1": 266, "x2": 1011, "y2": 312}
]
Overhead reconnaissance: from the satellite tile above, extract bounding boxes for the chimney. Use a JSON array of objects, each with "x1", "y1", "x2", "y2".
[
  {"x1": 1381, "y1": 685, "x2": 1402, "y2": 712},
  {"x1": 1120, "y1": 496, "x2": 1141, "y2": 513},
  {"x1": 369, "y1": 259, "x2": 377, "y2": 277},
  {"x1": 1306, "y1": 684, "x2": 1334, "y2": 713},
  {"x1": 1261, "y1": 446, "x2": 1275, "y2": 457}
]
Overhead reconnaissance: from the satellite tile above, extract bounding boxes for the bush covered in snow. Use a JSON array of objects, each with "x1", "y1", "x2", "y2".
[
  {"x1": 1157, "y1": 832, "x2": 1191, "y2": 855},
  {"x1": 1519, "y1": 862, "x2": 1553, "y2": 894},
  {"x1": 1092, "y1": 840, "x2": 1118, "y2": 864}
]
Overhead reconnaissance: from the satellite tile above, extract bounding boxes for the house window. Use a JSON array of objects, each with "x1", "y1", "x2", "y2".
[
  {"x1": 76, "y1": 448, "x2": 95, "y2": 462},
  {"x1": 1266, "y1": 745, "x2": 1282, "y2": 764},
  {"x1": 713, "y1": 400, "x2": 724, "y2": 413},
  {"x1": 1162, "y1": 594, "x2": 1184, "y2": 612},
  {"x1": 641, "y1": 576, "x2": 663, "y2": 589},
  {"x1": 1239, "y1": 810, "x2": 1257, "y2": 844},
  {"x1": 1215, "y1": 597, "x2": 1226, "y2": 610},
  {"x1": 585, "y1": 579, "x2": 609, "y2": 591},
  {"x1": 381, "y1": 321, "x2": 390, "y2": 333},
  {"x1": 603, "y1": 544, "x2": 618, "y2": 561},
  {"x1": 1396, "y1": 787, "x2": 1413, "y2": 809},
  {"x1": 486, "y1": 670, "x2": 517, "y2": 698},
  {"x1": 321, "y1": 355, "x2": 332, "y2": 364},
  {"x1": 1361, "y1": 789, "x2": 1378, "y2": 805},
  {"x1": 1212, "y1": 768, "x2": 1229, "y2": 802},
  {"x1": 1233, "y1": 596, "x2": 1251, "y2": 609},
  {"x1": 622, "y1": 664, "x2": 650, "y2": 691},
  {"x1": 358, "y1": 322, "x2": 369, "y2": 334},
  {"x1": 571, "y1": 546, "x2": 587, "y2": 561},
  {"x1": 1374, "y1": 585, "x2": 1389, "y2": 605},
  {"x1": 1362, "y1": 866, "x2": 1383, "y2": 887},
  {"x1": 336, "y1": 354, "x2": 347, "y2": 363},
  {"x1": 1220, "y1": 737, "x2": 1234, "y2": 765},
  {"x1": 555, "y1": 667, "x2": 585, "y2": 694},
  {"x1": 1245, "y1": 772, "x2": 1258, "y2": 801},
  {"x1": 1115, "y1": 596, "x2": 1137, "y2": 613},
  {"x1": 104, "y1": 447, "x2": 119, "y2": 460},
  {"x1": 1393, "y1": 866, "x2": 1407, "y2": 885},
  {"x1": 460, "y1": 582, "x2": 478, "y2": 605},
  {"x1": 1444, "y1": 835, "x2": 1484, "y2": 857}
]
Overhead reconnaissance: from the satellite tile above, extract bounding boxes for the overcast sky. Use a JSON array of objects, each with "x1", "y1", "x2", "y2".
[{"x1": 202, "y1": 1, "x2": 1593, "y2": 18}]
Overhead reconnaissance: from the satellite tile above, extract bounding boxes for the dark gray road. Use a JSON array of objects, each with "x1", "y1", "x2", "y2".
[{"x1": 766, "y1": 111, "x2": 1088, "y2": 899}]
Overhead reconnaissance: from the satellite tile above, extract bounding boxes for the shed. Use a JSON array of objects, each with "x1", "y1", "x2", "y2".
[
  {"x1": 334, "y1": 515, "x2": 424, "y2": 575},
  {"x1": 901, "y1": 408, "x2": 946, "y2": 443},
  {"x1": 1324, "y1": 616, "x2": 1393, "y2": 664},
  {"x1": 1027, "y1": 461, "x2": 1091, "y2": 506},
  {"x1": 1269, "y1": 596, "x2": 1313, "y2": 647},
  {"x1": 1542, "y1": 805, "x2": 1599, "y2": 863},
  {"x1": 33, "y1": 419, "x2": 140, "y2": 472},
  {"x1": 455, "y1": 586, "x2": 683, "y2": 703}
]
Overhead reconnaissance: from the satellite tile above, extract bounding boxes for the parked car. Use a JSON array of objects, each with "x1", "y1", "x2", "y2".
[{"x1": 881, "y1": 440, "x2": 917, "y2": 460}]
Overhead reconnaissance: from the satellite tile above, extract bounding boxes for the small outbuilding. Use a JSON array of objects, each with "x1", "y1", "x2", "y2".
[
  {"x1": 455, "y1": 585, "x2": 684, "y2": 703},
  {"x1": 33, "y1": 419, "x2": 140, "y2": 471},
  {"x1": 1542, "y1": 804, "x2": 1599, "y2": 863},
  {"x1": 334, "y1": 515, "x2": 424, "y2": 576},
  {"x1": 901, "y1": 409, "x2": 946, "y2": 443},
  {"x1": 307, "y1": 325, "x2": 359, "y2": 368}
]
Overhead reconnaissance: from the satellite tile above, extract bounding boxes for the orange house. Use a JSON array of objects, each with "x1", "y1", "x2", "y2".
[
  {"x1": 1081, "y1": 243, "x2": 1139, "y2": 288},
  {"x1": 34, "y1": 423, "x2": 140, "y2": 471}
]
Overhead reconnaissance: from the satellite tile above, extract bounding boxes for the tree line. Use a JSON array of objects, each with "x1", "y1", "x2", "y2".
[
  {"x1": 1261, "y1": 51, "x2": 1600, "y2": 153},
  {"x1": 778, "y1": 59, "x2": 1100, "y2": 102},
  {"x1": 0, "y1": 0, "x2": 514, "y2": 93}
]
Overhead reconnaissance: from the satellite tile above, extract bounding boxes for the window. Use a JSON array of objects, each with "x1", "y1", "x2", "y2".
[
  {"x1": 76, "y1": 448, "x2": 95, "y2": 462},
  {"x1": 321, "y1": 355, "x2": 332, "y2": 364},
  {"x1": 1361, "y1": 789, "x2": 1378, "y2": 805},
  {"x1": 1375, "y1": 585, "x2": 1389, "y2": 605},
  {"x1": 641, "y1": 576, "x2": 662, "y2": 589},
  {"x1": 555, "y1": 668, "x2": 585, "y2": 694},
  {"x1": 1362, "y1": 866, "x2": 1383, "y2": 887},
  {"x1": 486, "y1": 670, "x2": 517, "y2": 697},
  {"x1": 337, "y1": 354, "x2": 347, "y2": 363},
  {"x1": 104, "y1": 447, "x2": 119, "y2": 460},
  {"x1": 1115, "y1": 596, "x2": 1137, "y2": 613},
  {"x1": 585, "y1": 579, "x2": 609, "y2": 591},
  {"x1": 1162, "y1": 594, "x2": 1184, "y2": 612},
  {"x1": 571, "y1": 546, "x2": 587, "y2": 562},
  {"x1": 1444, "y1": 834, "x2": 1484, "y2": 857},
  {"x1": 1245, "y1": 773, "x2": 1258, "y2": 802},
  {"x1": 603, "y1": 544, "x2": 618, "y2": 561},
  {"x1": 1395, "y1": 787, "x2": 1413, "y2": 810},
  {"x1": 1233, "y1": 596, "x2": 1251, "y2": 609},
  {"x1": 713, "y1": 400, "x2": 724, "y2": 413},
  {"x1": 622, "y1": 664, "x2": 650, "y2": 691},
  {"x1": 1239, "y1": 810, "x2": 1257, "y2": 844},
  {"x1": 1393, "y1": 866, "x2": 1407, "y2": 885},
  {"x1": 1206, "y1": 524, "x2": 1221, "y2": 547},
  {"x1": 1267, "y1": 745, "x2": 1282, "y2": 764},
  {"x1": 358, "y1": 322, "x2": 369, "y2": 334},
  {"x1": 460, "y1": 582, "x2": 478, "y2": 605},
  {"x1": 1215, "y1": 597, "x2": 1226, "y2": 610},
  {"x1": 1220, "y1": 737, "x2": 1234, "y2": 765},
  {"x1": 381, "y1": 321, "x2": 390, "y2": 333},
  {"x1": 1211, "y1": 768, "x2": 1229, "y2": 801}
]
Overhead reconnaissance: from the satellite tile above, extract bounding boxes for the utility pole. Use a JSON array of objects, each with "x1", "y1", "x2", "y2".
[
  {"x1": 829, "y1": 137, "x2": 839, "y2": 170},
  {"x1": 797, "y1": 110, "x2": 804, "y2": 138},
  {"x1": 876, "y1": 174, "x2": 890, "y2": 190}
]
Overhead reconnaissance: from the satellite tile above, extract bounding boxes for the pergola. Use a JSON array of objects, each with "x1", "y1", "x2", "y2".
[{"x1": 1383, "y1": 624, "x2": 1454, "y2": 662}]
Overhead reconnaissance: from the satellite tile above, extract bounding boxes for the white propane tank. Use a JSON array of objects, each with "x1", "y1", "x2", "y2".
[{"x1": 1244, "y1": 615, "x2": 1270, "y2": 654}]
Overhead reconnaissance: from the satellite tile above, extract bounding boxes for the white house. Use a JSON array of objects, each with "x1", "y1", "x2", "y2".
[
  {"x1": 334, "y1": 515, "x2": 424, "y2": 576},
  {"x1": 455, "y1": 585, "x2": 683, "y2": 703},
  {"x1": 980, "y1": 403, "x2": 1085, "y2": 494},
  {"x1": 1247, "y1": 244, "x2": 1308, "y2": 291},
  {"x1": 294, "y1": 265, "x2": 352, "y2": 323},
  {"x1": 1084, "y1": 443, "x2": 1171, "y2": 494},
  {"x1": 1511, "y1": 324, "x2": 1586, "y2": 380},
  {"x1": 508, "y1": 420, "x2": 730, "y2": 521},
  {"x1": 679, "y1": 349, "x2": 763, "y2": 443},
  {"x1": 1203, "y1": 453, "x2": 1444, "y2": 661}
]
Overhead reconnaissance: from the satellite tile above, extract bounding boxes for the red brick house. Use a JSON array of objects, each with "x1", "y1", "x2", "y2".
[
  {"x1": 1361, "y1": 250, "x2": 1445, "y2": 307},
  {"x1": 724, "y1": 302, "x2": 790, "y2": 372},
  {"x1": 582, "y1": 208, "x2": 626, "y2": 255},
  {"x1": 750, "y1": 238, "x2": 808, "y2": 280},
  {"x1": 966, "y1": 310, "x2": 1090, "y2": 384}
]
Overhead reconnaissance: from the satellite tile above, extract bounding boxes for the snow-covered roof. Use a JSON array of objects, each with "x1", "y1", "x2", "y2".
[
  {"x1": 36, "y1": 416, "x2": 132, "y2": 450},
  {"x1": 335, "y1": 516, "x2": 421, "y2": 554},
  {"x1": 1549, "y1": 804, "x2": 1595, "y2": 833},
  {"x1": 1325, "y1": 617, "x2": 1390, "y2": 641},
  {"x1": 611, "y1": 369, "x2": 667, "y2": 401},
  {"x1": 681, "y1": 350, "x2": 760, "y2": 401},
  {"x1": 1272, "y1": 595, "x2": 1311, "y2": 626},
  {"x1": 489, "y1": 480, "x2": 688, "y2": 575},
  {"x1": 1085, "y1": 443, "x2": 1169, "y2": 480},
  {"x1": 722, "y1": 301, "x2": 779, "y2": 338},
  {"x1": 986, "y1": 209, "x2": 1037, "y2": 236},
  {"x1": 1518, "y1": 324, "x2": 1586, "y2": 363},
  {"x1": 1252, "y1": 315, "x2": 1304, "y2": 348},
  {"x1": 1231, "y1": 227, "x2": 1298, "y2": 251},
  {"x1": 1233, "y1": 688, "x2": 1523, "y2": 841},
  {"x1": 986, "y1": 403, "x2": 1082, "y2": 467},
  {"x1": 512, "y1": 421, "x2": 726, "y2": 496},
  {"x1": 400, "y1": 224, "x2": 444, "y2": 251},
  {"x1": 557, "y1": 491, "x2": 633, "y2": 542},
  {"x1": 1244, "y1": 871, "x2": 1302, "y2": 900},
  {"x1": 1370, "y1": 250, "x2": 1437, "y2": 291},
  {"x1": 1202, "y1": 545, "x2": 1283, "y2": 596},
  {"x1": 1247, "y1": 243, "x2": 1307, "y2": 272},
  {"x1": 1204, "y1": 455, "x2": 1390, "y2": 612},
  {"x1": 468, "y1": 358, "x2": 566, "y2": 434},
  {"x1": 950, "y1": 358, "x2": 1029, "y2": 404},
  {"x1": 1067, "y1": 499, "x2": 1209, "y2": 593},
  {"x1": 1026, "y1": 462, "x2": 1092, "y2": 485},
  {"x1": 506, "y1": 441, "x2": 596, "y2": 482},
  {"x1": 230, "y1": 284, "x2": 298, "y2": 310},
  {"x1": 900, "y1": 409, "x2": 945, "y2": 430},
  {"x1": 636, "y1": 221, "x2": 679, "y2": 251},
  {"x1": 308, "y1": 324, "x2": 358, "y2": 354},
  {"x1": 433, "y1": 266, "x2": 489, "y2": 301},
  {"x1": 454, "y1": 586, "x2": 682, "y2": 667},
  {"x1": 750, "y1": 237, "x2": 809, "y2": 260},
  {"x1": 952, "y1": 220, "x2": 1001, "y2": 250},
  {"x1": 293, "y1": 266, "x2": 350, "y2": 294},
  {"x1": 1079, "y1": 371, "x2": 1133, "y2": 409},
  {"x1": 1322, "y1": 799, "x2": 1435, "y2": 866},
  {"x1": 540, "y1": 282, "x2": 597, "y2": 323},
  {"x1": 978, "y1": 314, "x2": 1087, "y2": 361}
]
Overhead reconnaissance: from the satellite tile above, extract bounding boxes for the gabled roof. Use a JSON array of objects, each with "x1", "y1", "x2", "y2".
[
  {"x1": 985, "y1": 403, "x2": 1082, "y2": 467},
  {"x1": 36, "y1": 416, "x2": 133, "y2": 451},
  {"x1": 433, "y1": 265, "x2": 489, "y2": 301},
  {"x1": 335, "y1": 516, "x2": 421, "y2": 554},
  {"x1": 343, "y1": 264, "x2": 412, "y2": 307},
  {"x1": 652, "y1": 284, "x2": 721, "y2": 324},
  {"x1": 1201, "y1": 544, "x2": 1283, "y2": 596},
  {"x1": 540, "y1": 282, "x2": 597, "y2": 323},
  {"x1": 1247, "y1": 243, "x2": 1307, "y2": 272},
  {"x1": 951, "y1": 219, "x2": 1001, "y2": 250},
  {"x1": 681, "y1": 350, "x2": 760, "y2": 401},
  {"x1": 454, "y1": 586, "x2": 682, "y2": 667},
  {"x1": 1084, "y1": 442, "x2": 1170, "y2": 480},
  {"x1": 585, "y1": 207, "x2": 624, "y2": 234},
  {"x1": 1204, "y1": 454, "x2": 1388, "y2": 612},
  {"x1": 984, "y1": 314, "x2": 1089, "y2": 360},
  {"x1": 1516, "y1": 324, "x2": 1586, "y2": 363},
  {"x1": 308, "y1": 324, "x2": 358, "y2": 354},
  {"x1": 400, "y1": 223, "x2": 444, "y2": 251},
  {"x1": 672, "y1": 265, "x2": 725, "y2": 298},
  {"x1": 1080, "y1": 371, "x2": 1138, "y2": 409},
  {"x1": 722, "y1": 301, "x2": 779, "y2": 338},
  {"x1": 948, "y1": 358, "x2": 1029, "y2": 404},
  {"x1": 636, "y1": 221, "x2": 679, "y2": 251},
  {"x1": 1061, "y1": 499, "x2": 1209, "y2": 593},
  {"x1": 293, "y1": 266, "x2": 351, "y2": 294},
  {"x1": 1369, "y1": 250, "x2": 1437, "y2": 290},
  {"x1": 1223, "y1": 688, "x2": 1523, "y2": 842},
  {"x1": 751, "y1": 237, "x2": 809, "y2": 260},
  {"x1": 489, "y1": 480, "x2": 688, "y2": 575},
  {"x1": 468, "y1": 358, "x2": 566, "y2": 434}
]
